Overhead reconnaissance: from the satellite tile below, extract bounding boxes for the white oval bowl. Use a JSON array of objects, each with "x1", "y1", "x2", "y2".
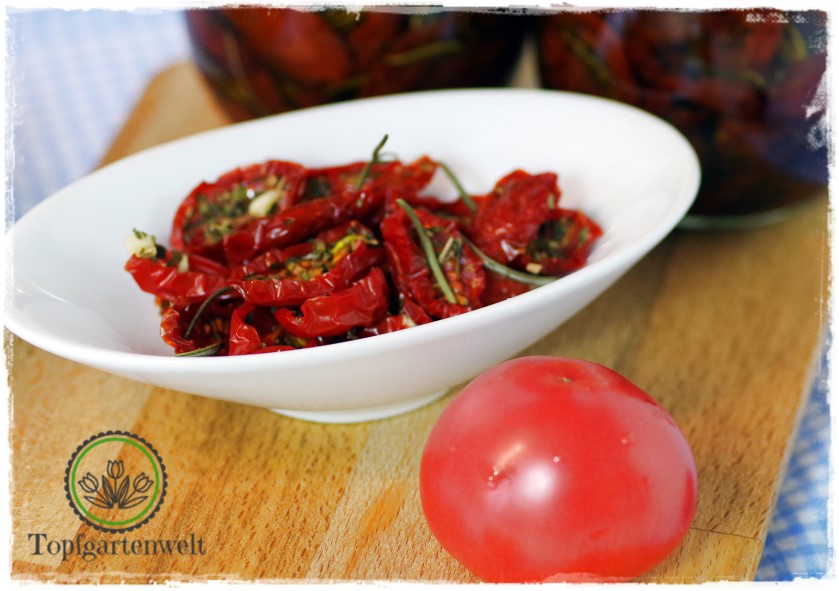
[{"x1": 5, "y1": 89, "x2": 699, "y2": 423}]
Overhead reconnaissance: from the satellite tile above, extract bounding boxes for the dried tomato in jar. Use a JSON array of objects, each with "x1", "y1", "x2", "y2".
[
  {"x1": 537, "y1": 9, "x2": 828, "y2": 227},
  {"x1": 185, "y1": 7, "x2": 530, "y2": 121}
]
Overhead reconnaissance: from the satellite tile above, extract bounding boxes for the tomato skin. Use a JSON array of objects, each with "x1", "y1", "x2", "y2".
[{"x1": 419, "y1": 356, "x2": 698, "y2": 583}]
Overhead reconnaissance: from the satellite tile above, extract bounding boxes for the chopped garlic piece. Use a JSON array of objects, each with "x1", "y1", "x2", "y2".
[
  {"x1": 525, "y1": 262, "x2": 544, "y2": 275},
  {"x1": 124, "y1": 229, "x2": 158, "y2": 259},
  {"x1": 248, "y1": 178, "x2": 288, "y2": 218},
  {"x1": 177, "y1": 254, "x2": 189, "y2": 273}
]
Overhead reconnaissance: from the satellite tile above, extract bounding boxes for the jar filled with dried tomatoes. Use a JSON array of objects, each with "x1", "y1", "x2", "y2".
[
  {"x1": 537, "y1": 9, "x2": 828, "y2": 228},
  {"x1": 186, "y1": 7, "x2": 530, "y2": 122}
]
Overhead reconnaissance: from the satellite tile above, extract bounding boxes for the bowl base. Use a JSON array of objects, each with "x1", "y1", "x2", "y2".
[{"x1": 270, "y1": 389, "x2": 449, "y2": 424}]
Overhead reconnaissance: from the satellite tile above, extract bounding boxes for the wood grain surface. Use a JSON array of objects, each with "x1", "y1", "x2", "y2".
[{"x1": 9, "y1": 61, "x2": 829, "y2": 583}]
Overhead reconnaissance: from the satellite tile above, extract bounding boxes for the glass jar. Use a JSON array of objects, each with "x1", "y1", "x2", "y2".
[
  {"x1": 186, "y1": 7, "x2": 529, "y2": 122},
  {"x1": 537, "y1": 9, "x2": 828, "y2": 228}
]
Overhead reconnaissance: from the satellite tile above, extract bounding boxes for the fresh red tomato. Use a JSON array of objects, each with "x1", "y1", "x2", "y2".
[{"x1": 419, "y1": 356, "x2": 698, "y2": 583}]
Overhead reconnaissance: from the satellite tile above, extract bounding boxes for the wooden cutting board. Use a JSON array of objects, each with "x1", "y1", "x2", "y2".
[{"x1": 9, "y1": 61, "x2": 829, "y2": 583}]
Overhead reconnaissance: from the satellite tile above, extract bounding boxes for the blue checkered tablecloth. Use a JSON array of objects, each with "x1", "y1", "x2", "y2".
[{"x1": 5, "y1": 7, "x2": 832, "y2": 582}]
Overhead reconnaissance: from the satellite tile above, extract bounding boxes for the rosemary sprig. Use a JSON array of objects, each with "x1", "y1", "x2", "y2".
[
  {"x1": 559, "y1": 28, "x2": 613, "y2": 92},
  {"x1": 437, "y1": 161, "x2": 477, "y2": 213},
  {"x1": 176, "y1": 340, "x2": 223, "y2": 357},
  {"x1": 183, "y1": 286, "x2": 235, "y2": 340},
  {"x1": 355, "y1": 134, "x2": 390, "y2": 189},
  {"x1": 461, "y1": 235, "x2": 557, "y2": 287},
  {"x1": 386, "y1": 39, "x2": 464, "y2": 67},
  {"x1": 395, "y1": 199, "x2": 458, "y2": 304}
]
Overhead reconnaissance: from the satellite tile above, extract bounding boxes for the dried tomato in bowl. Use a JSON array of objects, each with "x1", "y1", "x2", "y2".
[{"x1": 124, "y1": 137, "x2": 602, "y2": 357}]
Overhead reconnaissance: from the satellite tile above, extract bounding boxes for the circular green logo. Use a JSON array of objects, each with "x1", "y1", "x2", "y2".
[{"x1": 65, "y1": 431, "x2": 167, "y2": 533}]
